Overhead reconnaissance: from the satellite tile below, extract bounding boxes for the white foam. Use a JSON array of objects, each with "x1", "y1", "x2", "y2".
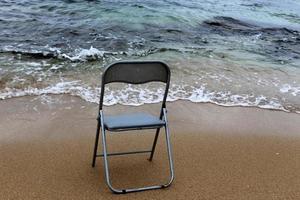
[
  {"x1": 61, "y1": 46, "x2": 106, "y2": 61},
  {"x1": 26, "y1": 62, "x2": 42, "y2": 67},
  {"x1": 185, "y1": 86, "x2": 214, "y2": 103},
  {"x1": 48, "y1": 46, "x2": 62, "y2": 54},
  {"x1": 0, "y1": 81, "x2": 295, "y2": 113},
  {"x1": 280, "y1": 84, "x2": 300, "y2": 96}
]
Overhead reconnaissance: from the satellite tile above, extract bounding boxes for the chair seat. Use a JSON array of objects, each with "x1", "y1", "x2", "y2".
[{"x1": 104, "y1": 113, "x2": 165, "y2": 131}]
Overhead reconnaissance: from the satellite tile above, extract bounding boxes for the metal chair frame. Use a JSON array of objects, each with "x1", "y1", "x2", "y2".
[{"x1": 91, "y1": 61, "x2": 174, "y2": 194}]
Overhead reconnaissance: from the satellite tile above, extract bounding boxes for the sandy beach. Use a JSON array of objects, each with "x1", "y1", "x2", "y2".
[
  {"x1": 0, "y1": 94, "x2": 300, "y2": 200},
  {"x1": 1, "y1": 1, "x2": 300, "y2": 199}
]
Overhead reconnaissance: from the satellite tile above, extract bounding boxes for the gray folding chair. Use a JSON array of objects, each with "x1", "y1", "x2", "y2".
[{"x1": 92, "y1": 61, "x2": 174, "y2": 194}]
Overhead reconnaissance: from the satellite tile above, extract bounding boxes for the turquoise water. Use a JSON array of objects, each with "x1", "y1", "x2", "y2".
[{"x1": 0, "y1": 0, "x2": 299, "y2": 112}]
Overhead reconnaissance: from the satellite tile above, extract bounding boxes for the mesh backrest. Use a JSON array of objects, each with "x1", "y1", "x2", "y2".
[{"x1": 102, "y1": 61, "x2": 170, "y2": 84}]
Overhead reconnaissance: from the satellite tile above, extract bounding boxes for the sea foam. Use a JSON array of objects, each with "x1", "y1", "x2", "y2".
[
  {"x1": 0, "y1": 80, "x2": 291, "y2": 113},
  {"x1": 280, "y1": 84, "x2": 300, "y2": 96}
]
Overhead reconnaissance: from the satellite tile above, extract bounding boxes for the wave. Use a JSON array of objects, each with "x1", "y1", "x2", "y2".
[
  {"x1": 280, "y1": 84, "x2": 300, "y2": 96},
  {"x1": 0, "y1": 80, "x2": 293, "y2": 113},
  {"x1": 1, "y1": 15, "x2": 299, "y2": 66},
  {"x1": 0, "y1": 45, "x2": 197, "y2": 62},
  {"x1": 0, "y1": 46, "x2": 118, "y2": 62}
]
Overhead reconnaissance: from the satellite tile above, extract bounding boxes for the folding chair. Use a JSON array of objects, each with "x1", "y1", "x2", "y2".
[{"x1": 92, "y1": 61, "x2": 174, "y2": 194}]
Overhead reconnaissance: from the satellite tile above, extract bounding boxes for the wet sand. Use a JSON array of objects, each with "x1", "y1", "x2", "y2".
[{"x1": 0, "y1": 94, "x2": 300, "y2": 200}]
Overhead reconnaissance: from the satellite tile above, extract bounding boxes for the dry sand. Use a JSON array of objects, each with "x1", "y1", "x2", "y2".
[{"x1": 0, "y1": 94, "x2": 300, "y2": 200}]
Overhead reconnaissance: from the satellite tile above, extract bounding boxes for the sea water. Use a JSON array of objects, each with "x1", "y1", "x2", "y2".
[{"x1": 0, "y1": 0, "x2": 299, "y2": 112}]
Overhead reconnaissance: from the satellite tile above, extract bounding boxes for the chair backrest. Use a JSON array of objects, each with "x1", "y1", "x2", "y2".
[{"x1": 99, "y1": 61, "x2": 171, "y2": 111}]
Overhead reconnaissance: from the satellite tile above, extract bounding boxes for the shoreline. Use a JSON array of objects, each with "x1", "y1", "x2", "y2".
[
  {"x1": 0, "y1": 93, "x2": 299, "y2": 115},
  {"x1": 0, "y1": 94, "x2": 300, "y2": 199}
]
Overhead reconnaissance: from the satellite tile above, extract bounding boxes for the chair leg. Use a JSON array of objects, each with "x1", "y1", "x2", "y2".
[
  {"x1": 100, "y1": 113, "x2": 125, "y2": 194},
  {"x1": 92, "y1": 119, "x2": 101, "y2": 167},
  {"x1": 99, "y1": 109, "x2": 174, "y2": 194},
  {"x1": 148, "y1": 128, "x2": 161, "y2": 161},
  {"x1": 163, "y1": 109, "x2": 175, "y2": 186}
]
